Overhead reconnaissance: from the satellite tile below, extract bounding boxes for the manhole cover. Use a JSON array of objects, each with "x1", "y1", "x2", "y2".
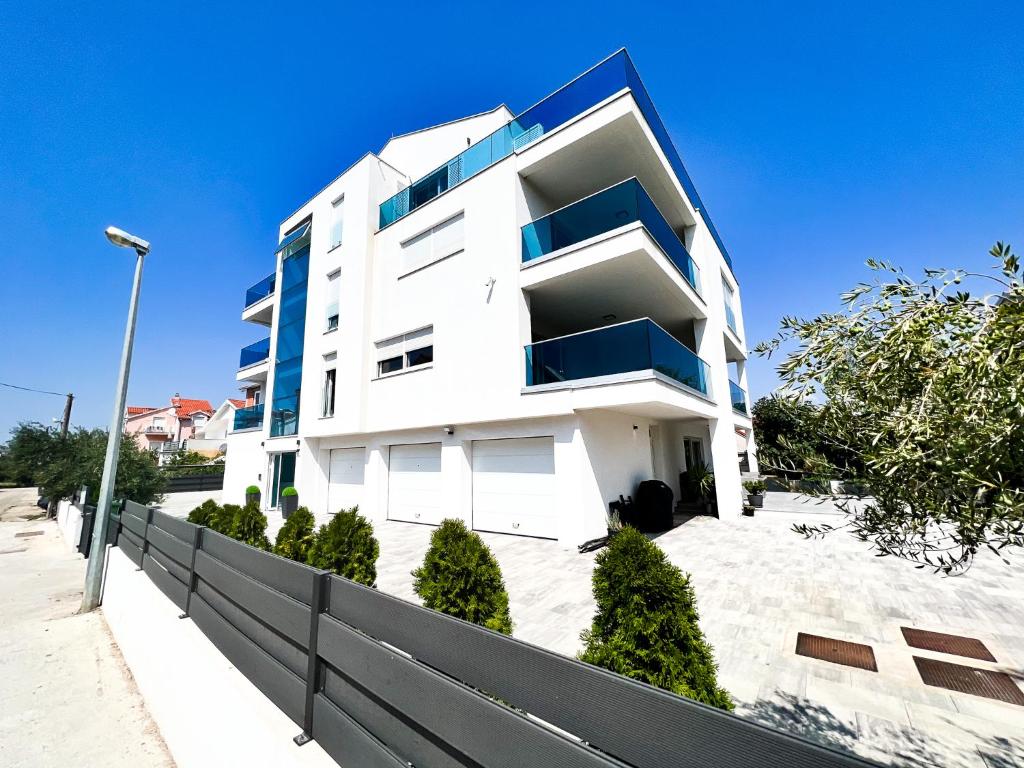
[
  {"x1": 902, "y1": 627, "x2": 996, "y2": 662},
  {"x1": 914, "y1": 656, "x2": 1024, "y2": 706},
  {"x1": 796, "y1": 632, "x2": 878, "y2": 671},
  {"x1": 15, "y1": 531, "x2": 45, "y2": 538}
]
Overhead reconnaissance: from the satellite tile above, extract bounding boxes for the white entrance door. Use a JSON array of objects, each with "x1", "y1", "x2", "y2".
[
  {"x1": 327, "y1": 448, "x2": 364, "y2": 515},
  {"x1": 387, "y1": 443, "x2": 443, "y2": 525},
  {"x1": 472, "y1": 437, "x2": 555, "y2": 539}
]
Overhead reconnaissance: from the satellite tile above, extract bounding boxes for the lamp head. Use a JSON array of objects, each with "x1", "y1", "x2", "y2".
[{"x1": 105, "y1": 226, "x2": 150, "y2": 256}]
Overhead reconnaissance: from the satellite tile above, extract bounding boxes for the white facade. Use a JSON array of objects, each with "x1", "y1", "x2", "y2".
[{"x1": 224, "y1": 50, "x2": 757, "y2": 547}]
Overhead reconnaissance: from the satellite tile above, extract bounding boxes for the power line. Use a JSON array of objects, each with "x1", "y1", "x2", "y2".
[{"x1": 0, "y1": 381, "x2": 67, "y2": 398}]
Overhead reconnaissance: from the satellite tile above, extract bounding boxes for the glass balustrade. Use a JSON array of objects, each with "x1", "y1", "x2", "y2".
[
  {"x1": 232, "y1": 403, "x2": 264, "y2": 431},
  {"x1": 724, "y1": 303, "x2": 738, "y2": 335},
  {"x1": 525, "y1": 319, "x2": 709, "y2": 396},
  {"x1": 378, "y1": 50, "x2": 734, "y2": 275},
  {"x1": 521, "y1": 178, "x2": 700, "y2": 293},
  {"x1": 730, "y1": 380, "x2": 748, "y2": 415},
  {"x1": 239, "y1": 337, "x2": 271, "y2": 369},
  {"x1": 244, "y1": 273, "x2": 276, "y2": 309}
]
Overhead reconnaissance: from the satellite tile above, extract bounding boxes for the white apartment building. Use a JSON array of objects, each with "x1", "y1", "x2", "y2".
[{"x1": 225, "y1": 49, "x2": 757, "y2": 547}]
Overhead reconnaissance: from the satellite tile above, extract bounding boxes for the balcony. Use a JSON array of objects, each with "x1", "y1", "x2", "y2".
[
  {"x1": 525, "y1": 319, "x2": 709, "y2": 397},
  {"x1": 243, "y1": 273, "x2": 276, "y2": 326},
  {"x1": 143, "y1": 426, "x2": 170, "y2": 439},
  {"x1": 377, "y1": 50, "x2": 734, "y2": 276},
  {"x1": 725, "y1": 303, "x2": 738, "y2": 335},
  {"x1": 522, "y1": 178, "x2": 699, "y2": 293},
  {"x1": 730, "y1": 380, "x2": 748, "y2": 416},
  {"x1": 233, "y1": 403, "x2": 264, "y2": 431},
  {"x1": 238, "y1": 337, "x2": 271, "y2": 384}
]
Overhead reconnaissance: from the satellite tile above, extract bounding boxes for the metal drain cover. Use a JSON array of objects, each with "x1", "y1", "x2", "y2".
[
  {"x1": 902, "y1": 627, "x2": 996, "y2": 662},
  {"x1": 15, "y1": 530, "x2": 45, "y2": 538},
  {"x1": 796, "y1": 632, "x2": 878, "y2": 671},
  {"x1": 914, "y1": 656, "x2": 1024, "y2": 706}
]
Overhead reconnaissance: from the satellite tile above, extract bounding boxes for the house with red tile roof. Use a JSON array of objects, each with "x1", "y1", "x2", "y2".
[{"x1": 123, "y1": 393, "x2": 215, "y2": 459}]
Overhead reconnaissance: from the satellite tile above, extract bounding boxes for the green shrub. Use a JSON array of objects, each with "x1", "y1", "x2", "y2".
[
  {"x1": 281, "y1": 486, "x2": 298, "y2": 497},
  {"x1": 187, "y1": 498, "x2": 221, "y2": 526},
  {"x1": 743, "y1": 480, "x2": 765, "y2": 495},
  {"x1": 578, "y1": 526, "x2": 732, "y2": 709},
  {"x1": 411, "y1": 519, "x2": 513, "y2": 635},
  {"x1": 230, "y1": 501, "x2": 271, "y2": 550},
  {"x1": 210, "y1": 503, "x2": 240, "y2": 535},
  {"x1": 245, "y1": 485, "x2": 261, "y2": 495},
  {"x1": 307, "y1": 507, "x2": 379, "y2": 586},
  {"x1": 274, "y1": 506, "x2": 316, "y2": 562}
]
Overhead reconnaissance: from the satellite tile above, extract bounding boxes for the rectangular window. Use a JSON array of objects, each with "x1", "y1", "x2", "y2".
[
  {"x1": 330, "y1": 196, "x2": 344, "y2": 249},
  {"x1": 400, "y1": 212, "x2": 464, "y2": 273},
  {"x1": 375, "y1": 326, "x2": 433, "y2": 377},
  {"x1": 325, "y1": 270, "x2": 340, "y2": 331},
  {"x1": 322, "y1": 367, "x2": 336, "y2": 418}
]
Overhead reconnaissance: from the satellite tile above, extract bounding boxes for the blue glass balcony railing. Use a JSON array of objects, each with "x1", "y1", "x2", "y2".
[
  {"x1": 269, "y1": 394, "x2": 299, "y2": 438},
  {"x1": 244, "y1": 273, "x2": 276, "y2": 309},
  {"x1": 239, "y1": 337, "x2": 271, "y2": 369},
  {"x1": 525, "y1": 318, "x2": 710, "y2": 396},
  {"x1": 724, "y1": 303, "x2": 738, "y2": 335},
  {"x1": 730, "y1": 380, "x2": 748, "y2": 415},
  {"x1": 232, "y1": 403, "x2": 264, "y2": 431},
  {"x1": 378, "y1": 50, "x2": 734, "y2": 275},
  {"x1": 521, "y1": 178, "x2": 700, "y2": 293}
]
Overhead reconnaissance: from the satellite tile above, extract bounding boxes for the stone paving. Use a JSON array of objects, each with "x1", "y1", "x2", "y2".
[{"x1": 373, "y1": 494, "x2": 1024, "y2": 768}]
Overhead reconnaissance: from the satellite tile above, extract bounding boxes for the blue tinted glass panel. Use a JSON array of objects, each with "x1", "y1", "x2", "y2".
[
  {"x1": 270, "y1": 242, "x2": 309, "y2": 437},
  {"x1": 239, "y1": 337, "x2": 270, "y2": 368},
  {"x1": 233, "y1": 403, "x2": 264, "y2": 431},
  {"x1": 244, "y1": 273, "x2": 276, "y2": 309},
  {"x1": 275, "y1": 222, "x2": 310, "y2": 254},
  {"x1": 729, "y1": 379, "x2": 748, "y2": 414}
]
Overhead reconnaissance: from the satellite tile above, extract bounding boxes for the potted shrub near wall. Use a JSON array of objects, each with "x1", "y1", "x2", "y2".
[
  {"x1": 280, "y1": 486, "x2": 298, "y2": 518},
  {"x1": 743, "y1": 480, "x2": 765, "y2": 508},
  {"x1": 689, "y1": 462, "x2": 716, "y2": 515},
  {"x1": 245, "y1": 484, "x2": 261, "y2": 507}
]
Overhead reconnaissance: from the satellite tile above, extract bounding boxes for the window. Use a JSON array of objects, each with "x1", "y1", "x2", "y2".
[
  {"x1": 151, "y1": 416, "x2": 165, "y2": 431},
  {"x1": 325, "y1": 270, "x2": 340, "y2": 331},
  {"x1": 322, "y1": 368, "x2": 336, "y2": 417},
  {"x1": 400, "y1": 213, "x2": 464, "y2": 273},
  {"x1": 330, "y1": 196, "x2": 344, "y2": 249},
  {"x1": 375, "y1": 326, "x2": 433, "y2": 377},
  {"x1": 193, "y1": 414, "x2": 207, "y2": 426}
]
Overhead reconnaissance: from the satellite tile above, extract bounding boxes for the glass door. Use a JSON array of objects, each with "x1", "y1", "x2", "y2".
[{"x1": 268, "y1": 452, "x2": 297, "y2": 508}]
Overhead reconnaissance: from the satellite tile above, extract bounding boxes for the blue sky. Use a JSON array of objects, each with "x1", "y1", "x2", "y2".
[{"x1": 0, "y1": 1, "x2": 1021, "y2": 437}]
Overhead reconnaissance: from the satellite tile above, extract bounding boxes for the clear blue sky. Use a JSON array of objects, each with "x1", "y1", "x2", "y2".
[{"x1": 1, "y1": 1, "x2": 1021, "y2": 437}]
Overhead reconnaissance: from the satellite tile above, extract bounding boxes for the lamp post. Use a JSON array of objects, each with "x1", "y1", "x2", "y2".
[{"x1": 81, "y1": 227, "x2": 150, "y2": 612}]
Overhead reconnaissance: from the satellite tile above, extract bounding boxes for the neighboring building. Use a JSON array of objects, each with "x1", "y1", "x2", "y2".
[
  {"x1": 125, "y1": 394, "x2": 215, "y2": 462},
  {"x1": 224, "y1": 49, "x2": 757, "y2": 547},
  {"x1": 197, "y1": 398, "x2": 247, "y2": 441}
]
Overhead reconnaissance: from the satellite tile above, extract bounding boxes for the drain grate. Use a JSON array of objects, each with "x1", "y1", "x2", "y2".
[
  {"x1": 796, "y1": 632, "x2": 878, "y2": 671},
  {"x1": 902, "y1": 627, "x2": 996, "y2": 662},
  {"x1": 14, "y1": 531, "x2": 45, "y2": 538},
  {"x1": 914, "y1": 656, "x2": 1024, "y2": 706}
]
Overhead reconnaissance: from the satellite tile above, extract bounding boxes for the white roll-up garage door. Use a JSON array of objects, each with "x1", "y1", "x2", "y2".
[
  {"x1": 472, "y1": 437, "x2": 555, "y2": 539},
  {"x1": 327, "y1": 448, "x2": 364, "y2": 515},
  {"x1": 387, "y1": 443, "x2": 443, "y2": 525}
]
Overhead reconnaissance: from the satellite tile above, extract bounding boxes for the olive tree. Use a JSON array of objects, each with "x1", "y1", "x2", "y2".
[{"x1": 756, "y1": 243, "x2": 1023, "y2": 573}]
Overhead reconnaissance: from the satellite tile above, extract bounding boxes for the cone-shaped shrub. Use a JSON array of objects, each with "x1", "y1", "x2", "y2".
[
  {"x1": 274, "y1": 506, "x2": 316, "y2": 563},
  {"x1": 210, "y1": 503, "x2": 240, "y2": 535},
  {"x1": 411, "y1": 519, "x2": 513, "y2": 635},
  {"x1": 307, "y1": 507, "x2": 379, "y2": 586},
  {"x1": 187, "y1": 498, "x2": 221, "y2": 527},
  {"x1": 230, "y1": 501, "x2": 271, "y2": 551},
  {"x1": 578, "y1": 526, "x2": 732, "y2": 709}
]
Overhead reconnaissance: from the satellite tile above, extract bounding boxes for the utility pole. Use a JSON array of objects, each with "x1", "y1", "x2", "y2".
[{"x1": 47, "y1": 393, "x2": 75, "y2": 518}]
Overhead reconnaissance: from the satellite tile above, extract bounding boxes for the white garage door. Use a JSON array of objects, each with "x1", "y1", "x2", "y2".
[
  {"x1": 327, "y1": 448, "x2": 364, "y2": 515},
  {"x1": 472, "y1": 437, "x2": 555, "y2": 539},
  {"x1": 388, "y1": 443, "x2": 443, "y2": 525}
]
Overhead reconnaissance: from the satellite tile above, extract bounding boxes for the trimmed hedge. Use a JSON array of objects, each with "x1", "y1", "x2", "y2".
[
  {"x1": 274, "y1": 506, "x2": 316, "y2": 563},
  {"x1": 412, "y1": 519, "x2": 513, "y2": 635},
  {"x1": 307, "y1": 507, "x2": 379, "y2": 586},
  {"x1": 578, "y1": 526, "x2": 732, "y2": 710}
]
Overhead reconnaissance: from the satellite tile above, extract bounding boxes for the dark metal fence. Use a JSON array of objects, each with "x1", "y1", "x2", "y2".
[
  {"x1": 112, "y1": 504, "x2": 880, "y2": 768},
  {"x1": 163, "y1": 473, "x2": 225, "y2": 493},
  {"x1": 77, "y1": 502, "x2": 121, "y2": 557}
]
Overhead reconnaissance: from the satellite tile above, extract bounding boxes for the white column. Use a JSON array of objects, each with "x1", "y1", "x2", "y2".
[{"x1": 709, "y1": 418, "x2": 743, "y2": 518}]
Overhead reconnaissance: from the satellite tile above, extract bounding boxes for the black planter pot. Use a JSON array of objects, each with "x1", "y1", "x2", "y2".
[
  {"x1": 246, "y1": 491, "x2": 261, "y2": 507},
  {"x1": 749, "y1": 494, "x2": 764, "y2": 508},
  {"x1": 742, "y1": 507, "x2": 756, "y2": 517},
  {"x1": 281, "y1": 494, "x2": 298, "y2": 518}
]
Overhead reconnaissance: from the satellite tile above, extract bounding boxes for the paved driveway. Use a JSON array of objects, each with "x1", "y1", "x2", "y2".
[{"x1": 373, "y1": 496, "x2": 1024, "y2": 768}]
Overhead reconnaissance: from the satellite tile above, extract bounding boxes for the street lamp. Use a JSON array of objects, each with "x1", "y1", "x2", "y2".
[{"x1": 81, "y1": 226, "x2": 150, "y2": 611}]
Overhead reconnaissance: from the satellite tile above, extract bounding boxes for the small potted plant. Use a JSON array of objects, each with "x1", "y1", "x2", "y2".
[
  {"x1": 245, "y1": 485, "x2": 261, "y2": 507},
  {"x1": 689, "y1": 462, "x2": 716, "y2": 515},
  {"x1": 743, "y1": 479, "x2": 765, "y2": 508},
  {"x1": 280, "y1": 486, "x2": 298, "y2": 518},
  {"x1": 606, "y1": 507, "x2": 623, "y2": 540},
  {"x1": 742, "y1": 504, "x2": 755, "y2": 517}
]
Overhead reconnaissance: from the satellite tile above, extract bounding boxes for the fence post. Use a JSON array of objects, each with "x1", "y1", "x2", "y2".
[
  {"x1": 294, "y1": 570, "x2": 330, "y2": 746},
  {"x1": 178, "y1": 525, "x2": 204, "y2": 620},
  {"x1": 137, "y1": 507, "x2": 153, "y2": 571}
]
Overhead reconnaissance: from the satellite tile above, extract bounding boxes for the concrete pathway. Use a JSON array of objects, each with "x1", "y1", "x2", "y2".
[
  {"x1": 0, "y1": 490, "x2": 173, "y2": 768},
  {"x1": 372, "y1": 498, "x2": 1024, "y2": 768}
]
